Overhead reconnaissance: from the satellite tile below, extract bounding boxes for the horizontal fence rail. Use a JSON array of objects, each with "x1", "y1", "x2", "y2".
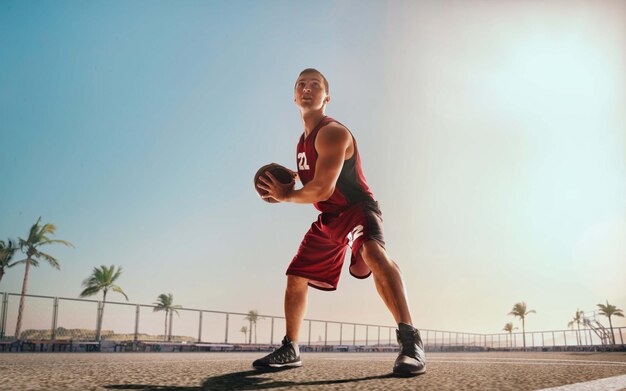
[{"x1": 0, "y1": 292, "x2": 624, "y2": 353}]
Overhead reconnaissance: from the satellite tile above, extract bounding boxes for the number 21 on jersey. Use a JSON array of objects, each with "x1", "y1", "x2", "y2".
[{"x1": 297, "y1": 152, "x2": 310, "y2": 170}]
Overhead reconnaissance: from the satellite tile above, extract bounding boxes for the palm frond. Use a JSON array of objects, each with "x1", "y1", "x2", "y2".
[
  {"x1": 10, "y1": 256, "x2": 35, "y2": 267},
  {"x1": 36, "y1": 251, "x2": 61, "y2": 269},
  {"x1": 80, "y1": 285, "x2": 101, "y2": 297},
  {"x1": 10, "y1": 258, "x2": 29, "y2": 266},
  {"x1": 153, "y1": 293, "x2": 180, "y2": 314},
  {"x1": 111, "y1": 267, "x2": 123, "y2": 283},
  {"x1": 17, "y1": 218, "x2": 71, "y2": 277},
  {"x1": 18, "y1": 238, "x2": 28, "y2": 251},
  {"x1": 170, "y1": 304, "x2": 183, "y2": 316},
  {"x1": 40, "y1": 223, "x2": 57, "y2": 236},
  {"x1": 597, "y1": 301, "x2": 623, "y2": 317},
  {"x1": 508, "y1": 302, "x2": 535, "y2": 318},
  {"x1": 245, "y1": 309, "x2": 263, "y2": 322},
  {"x1": 111, "y1": 285, "x2": 129, "y2": 301},
  {"x1": 0, "y1": 239, "x2": 18, "y2": 267},
  {"x1": 40, "y1": 239, "x2": 74, "y2": 248},
  {"x1": 80, "y1": 265, "x2": 127, "y2": 301},
  {"x1": 26, "y1": 217, "x2": 43, "y2": 243}
]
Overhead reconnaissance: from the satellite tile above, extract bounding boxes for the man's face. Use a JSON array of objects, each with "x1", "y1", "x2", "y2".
[{"x1": 294, "y1": 72, "x2": 329, "y2": 110}]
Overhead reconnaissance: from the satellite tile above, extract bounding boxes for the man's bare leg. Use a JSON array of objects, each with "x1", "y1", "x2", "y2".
[
  {"x1": 359, "y1": 240, "x2": 412, "y2": 325},
  {"x1": 285, "y1": 274, "x2": 309, "y2": 342},
  {"x1": 359, "y1": 240, "x2": 425, "y2": 375},
  {"x1": 252, "y1": 274, "x2": 307, "y2": 369}
]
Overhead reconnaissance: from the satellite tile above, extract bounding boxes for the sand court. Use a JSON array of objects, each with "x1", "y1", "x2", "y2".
[{"x1": 2, "y1": 351, "x2": 626, "y2": 390}]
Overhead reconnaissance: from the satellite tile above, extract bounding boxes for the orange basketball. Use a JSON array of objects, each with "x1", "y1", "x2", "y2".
[{"x1": 254, "y1": 163, "x2": 294, "y2": 203}]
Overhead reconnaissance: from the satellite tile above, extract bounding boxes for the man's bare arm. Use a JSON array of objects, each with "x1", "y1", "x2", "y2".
[
  {"x1": 284, "y1": 124, "x2": 351, "y2": 203},
  {"x1": 257, "y1": 124, "x2": 351, "y2": 203}
]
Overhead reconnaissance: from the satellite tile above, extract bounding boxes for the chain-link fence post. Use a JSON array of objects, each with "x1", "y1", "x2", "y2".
[
  {"x1": 95, "y1": 301, "x2": 102, "y2": 341},
  {"x1": 224, "y1": 313, "x2": 229, "y2": 343},
  {"x1": 324, "y1": 322, "x2": 328, "y2": 346},
  {"x1": 308, "y1": 320, "x2": 311, "y2": 346},
  {"x1": 0, "y1": 292, "x2": 6, "y2": 338},
  {"x1": 51, "y1": 297, "x2": 59, "y2": 340},
  {"x1": 198, "y1": 311, "x2": 203, "y2": 343},
  {"x1": 134, "y1": 305, "x2": 140, "y2": 344}
]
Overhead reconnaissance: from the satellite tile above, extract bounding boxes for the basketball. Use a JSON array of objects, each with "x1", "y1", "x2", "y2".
[{"x1": 254, "y1": 163, "x2": 294, "y2": 203}]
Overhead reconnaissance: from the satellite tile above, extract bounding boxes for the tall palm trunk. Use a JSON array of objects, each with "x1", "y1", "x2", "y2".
[
  {"x1": 164, "y1": 310, "x2": 169, "y2": 340},
  {"x1": 15, "y1": 257, "x2": 32, "y2": 339},
  {"x1": 96, "y1": 290, "x2": 108, "y2": 341},
  {"x1": 577, "y1": 323, "x2": 581, "y2": 346},
  {"x1": 168, "y1": 310, "x2": 173, "y2": 342},
  {"x1": 248, "y1": 320, "x2": 252, "y2": 344},
  {"x1": 608, "y1": 316, "x2": 615, "y2": 345},
  {"x1": 522, "y1": 318, "x2": 526, "y2": 349},
  {"x1": 254, "y1": 323, "x2": 257, "y2": 344}
]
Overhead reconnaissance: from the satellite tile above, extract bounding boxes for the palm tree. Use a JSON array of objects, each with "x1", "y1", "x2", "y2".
[
  {"x1": 503, "y1": 322, "x2": 518, "y2": 348},
  {"x1": 0, "y1": 239, "x2": 18, "y2": 285},
  {"x1": 245, "y1": 310, "x2": 263, "y2": 344},
  {"x1": 567, "y1": 309, "x2": 585, "y2": 346},
  {"x1": 597, "y1": 301, "x2": 624, "y2": 345},
  {"x1": 79, "y1": 265, "x2": 128, "y2": 341},
  {"x1": 508, "y1": 302, "x2": 536, "y2": 349},
  {"x1": 240, "y1": 326, "x2": 248, "y2": 343},
  {"x1": 14, "y1": 218, "x2": 73, "y2": 339},
  {"x1": 153, "y1": 293, "x2": 182, "y2": 342}
]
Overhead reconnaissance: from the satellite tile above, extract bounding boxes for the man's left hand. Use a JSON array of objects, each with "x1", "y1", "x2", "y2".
[{"x1": 257, "y1": 171, "x2": 295, "y2": 202}]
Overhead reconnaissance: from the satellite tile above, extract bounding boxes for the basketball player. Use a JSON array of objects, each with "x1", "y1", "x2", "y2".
[{"x1": 255, "y1": 69, "x2": 425, "y2": 376}]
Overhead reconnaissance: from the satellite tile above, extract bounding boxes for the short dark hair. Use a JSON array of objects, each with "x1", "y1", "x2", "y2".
[{"x1": 297, "y1": 68, "x2": 329, "y2": 94}]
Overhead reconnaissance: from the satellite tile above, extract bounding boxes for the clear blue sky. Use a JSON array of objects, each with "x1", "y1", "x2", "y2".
[{"x1": 1, "y1": 0, "x2": 624, "y2": 336}]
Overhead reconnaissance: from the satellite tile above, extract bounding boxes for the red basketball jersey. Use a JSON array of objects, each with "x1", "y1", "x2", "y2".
[{"x1": 296, "y1": 117, "x2": 375, "y2": 213}]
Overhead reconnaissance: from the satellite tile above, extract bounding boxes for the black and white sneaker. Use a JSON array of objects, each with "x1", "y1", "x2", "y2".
[
  {"x1": 252, "y1": 336, "x2": 302, "y2": 369},
  {"x1": 393, "y1": 323, "x2": 426, "y2": 376}
]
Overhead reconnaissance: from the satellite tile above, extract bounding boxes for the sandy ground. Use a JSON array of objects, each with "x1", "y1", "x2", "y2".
[{"x1": 1, "y1": 351, "x2": 626, "y2": 390}]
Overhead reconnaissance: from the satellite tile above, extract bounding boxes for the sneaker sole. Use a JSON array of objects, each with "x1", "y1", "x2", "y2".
[
  {"x1": 393, "y1": 364, "x2": 426, "y2": 376},
  {"x1": 253, "y1": 361, "x2": 302, "y2": 369}
]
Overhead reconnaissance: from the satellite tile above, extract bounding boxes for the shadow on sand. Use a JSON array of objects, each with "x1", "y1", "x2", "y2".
[{"x1": 105, "y1": 367, "x2": 402, "y2": 390}]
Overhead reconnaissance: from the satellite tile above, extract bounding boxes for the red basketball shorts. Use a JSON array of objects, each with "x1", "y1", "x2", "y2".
[{"x1": 286, "y1": 201, "x2": 385, "y2": 291}]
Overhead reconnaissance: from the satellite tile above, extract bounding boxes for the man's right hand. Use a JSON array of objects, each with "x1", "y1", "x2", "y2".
[{"x1": 288, "y1": 168, "x2": 300, "y2": 183}]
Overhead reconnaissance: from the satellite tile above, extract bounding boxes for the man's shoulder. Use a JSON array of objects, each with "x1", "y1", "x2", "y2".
[
  {"x1": 318, "y1": 120, "x2": 350, "y2": 139},
  {"x1": 325, "y1": 117, "x2": 350, "y2": 132},
  {"x1": 315, "y1": 120, "x2": 353, "y2": 154}
]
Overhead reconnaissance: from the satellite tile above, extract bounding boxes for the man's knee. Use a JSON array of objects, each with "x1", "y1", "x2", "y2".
[
  {"x1": 360, "y1": 240, "x2": 395, "y2": 271},
  {"x1": 286, "y1": 274, "x2": 309, "y2": 292}
]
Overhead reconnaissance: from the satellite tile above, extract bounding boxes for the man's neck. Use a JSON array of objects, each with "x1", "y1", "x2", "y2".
[{"x1": 301, "y1": 111, "x2": 327, "y2": 137}]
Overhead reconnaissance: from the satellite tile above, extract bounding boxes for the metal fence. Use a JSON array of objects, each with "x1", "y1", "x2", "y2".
[{"x1": 1, "y1": 292, "x2": 624, "y2": 351}]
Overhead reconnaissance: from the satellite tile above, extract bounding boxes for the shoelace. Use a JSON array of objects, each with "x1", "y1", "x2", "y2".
[{"x1": 398, "y1": 330, "x2": 421, "y2": 357}]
